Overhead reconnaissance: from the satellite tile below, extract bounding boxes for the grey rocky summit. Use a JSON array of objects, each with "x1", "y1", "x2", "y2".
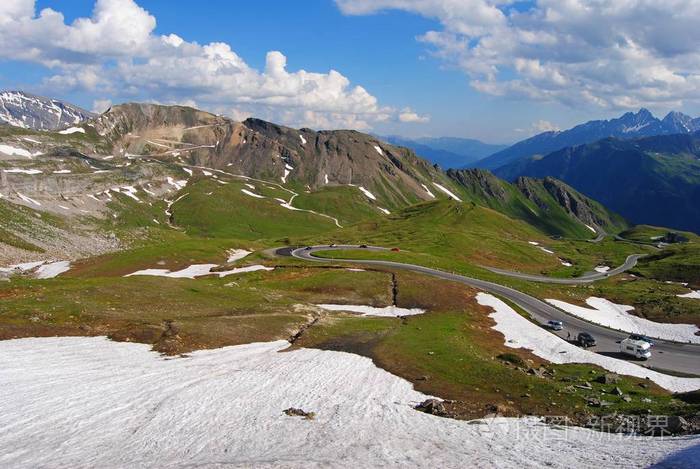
[{"x1": 0, "y1": 90, "x2": 94, "y2": 131}]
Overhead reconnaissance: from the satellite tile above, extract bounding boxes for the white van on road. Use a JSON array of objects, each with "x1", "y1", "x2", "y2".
[{"x1": 620, "y1": 338, "x2": 652, "y2": 360}]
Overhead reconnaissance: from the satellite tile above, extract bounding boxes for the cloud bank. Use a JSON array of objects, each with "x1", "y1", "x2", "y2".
[
  {"x1": 0, "y1": 0, "x2": 427, "y2": 129},
  {"x1": 336, "y1": 0, "x2": 700, "y2": 111}
]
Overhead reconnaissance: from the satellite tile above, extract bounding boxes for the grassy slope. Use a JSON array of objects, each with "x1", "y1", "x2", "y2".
[
  {"x1": 462, "y1": 179, "x2": 597, "y2": 239},
  {"x1": 308, "y1": 199, "x2": 645, "y2": 276},
  {"x1": 172, "y1": 178, "x2": 339, "y2": 240},
  {"x1": 616, "y1": 226, "x2": 700, "y2": 285},
  {"x1": 292, "y1": 186, "x2": 382, "y2": 225}
]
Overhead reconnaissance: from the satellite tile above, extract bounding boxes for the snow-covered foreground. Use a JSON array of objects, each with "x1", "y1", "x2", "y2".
[
  {"x1": 1, "y1": 336, "x2": 698, "y2": 469},
  {"x1": 316, "y1": 303, "x2": 426, "y2": 317},
  {"x1": 478, "y1": 293, "x2": 700, "y2": 393},
  {"x1": 546, "y1": 297, "x2": 700, "y2": 344}
]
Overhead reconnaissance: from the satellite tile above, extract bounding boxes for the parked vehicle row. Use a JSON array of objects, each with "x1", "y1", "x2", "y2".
[{"x1": 543, "y1": 320, "x2": 653, "y2": 360}]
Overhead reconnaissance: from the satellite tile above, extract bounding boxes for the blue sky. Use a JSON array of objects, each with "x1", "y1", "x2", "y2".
[{"x1": 1, "y1": 1, "x2": 698, "y2": 143}]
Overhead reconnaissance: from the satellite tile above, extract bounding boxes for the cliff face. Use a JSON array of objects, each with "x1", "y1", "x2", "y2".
[{"x1": 515, "y1": 176, "x2": 627, "y2": 232}]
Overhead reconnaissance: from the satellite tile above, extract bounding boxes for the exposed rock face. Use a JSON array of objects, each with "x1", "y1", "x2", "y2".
[
  {"x1": 446, "y1": 168, "x2": 507, "y2": 201},
  {"x1": 515, "y1": 176, "x2": 612, "y2": 229},
  {"x1": 0, "y1": 91, "x2": 93, "y2": 131},
  {"x1": 93, "y1": 103, "x2": 445, "y2": 208}
]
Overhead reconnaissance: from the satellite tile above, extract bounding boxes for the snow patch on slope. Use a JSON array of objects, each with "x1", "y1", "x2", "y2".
[
  {"x1": 16, "y1": 192, "x2": 41, "y2": 206},
  {"x1": 241, "y1": 188, "x2": 265, "y2": 199},
  {"x1": 3, "y1": 168, "x2": 42, "y2": 175},
  {"x1": 0, "y1": 260, "x2": 70, "y2": 279},
  {"x1": 317, "y1": 304, "x2": 425, "y2": 317},
  {"x1": 125, "y1": 264, "x2": 218, "y2": 279},
  {"x1": 58, "y1": 127, "x2": 85, "y2": 135},
  {"x1": 678, "y1": 290, "x2": 700, "y2": 300},
  {"x1": 0, "y1": 144, "x2": 40, "y2": 158},
  {"x1": 432, "y1": 183, "x2": 462, "y2": 201},
  {"x1": 227, "y1": 249, "x2": 251, "y2": 263},
  {"x1": 125, "y1": 263, "x2": 273, "y2": 279},
  {"x1": 34, "y1": 261, "x2": 71, "y2": 279},
  {"x1": 358, "y1": 186, "x2": 376, "y2": 201}
]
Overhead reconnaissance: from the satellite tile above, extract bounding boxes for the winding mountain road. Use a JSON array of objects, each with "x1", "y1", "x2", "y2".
[
  {"x1": 484, "y1": 254, "x2": 645, "y2": 284},
  {"x1": 277, "y1": 245, "x2": 700, "y2": 377}
]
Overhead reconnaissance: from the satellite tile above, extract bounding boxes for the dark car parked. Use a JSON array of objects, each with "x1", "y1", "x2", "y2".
[
  {"x1": 628, "y1": 334, "x2": 655, "y2": 347},
  {"x1": 577, "y1": 332, "x2": 596, "y2": 348}
]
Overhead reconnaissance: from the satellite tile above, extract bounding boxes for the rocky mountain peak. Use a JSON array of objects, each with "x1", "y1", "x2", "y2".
[
  {"x1": 662, "y1": 111, "x2": 700, "y2": 133},
  {"x1": 0, "y1": 90, "x2": 94, "y2": 131}
]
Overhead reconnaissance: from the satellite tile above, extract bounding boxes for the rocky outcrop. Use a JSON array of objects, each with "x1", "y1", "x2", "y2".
[
  {"x1": 515, "y1": 176, "x2": 621, "y2": 230},
  {"x1": 415, "y1": 399, "x2": 447, "y2": 416},
  {"x1": 446, "y1": 168, "x2": 507, "y2": 201}
]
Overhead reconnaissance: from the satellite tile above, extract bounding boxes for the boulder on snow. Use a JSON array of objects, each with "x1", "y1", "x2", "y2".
[
  {"x1": 283, "y1": 408, "x2": 316, "y2": 420},
  {"x1": 415, "y1": 399, "x2": 447, "y2": 416}
]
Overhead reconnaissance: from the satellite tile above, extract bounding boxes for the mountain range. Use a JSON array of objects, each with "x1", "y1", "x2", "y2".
[
  {"x1": 381, "y1": 135, "x2": 506, "y2": 169},
  {"x1": 0, "y1": 91, "x2": 94, "y2": 131},
  {"x1": 477, "y1": 108, "x2": 700, "y2": 171},
  {"x1": 495, "y1": 132, "x2": 700, "y2": 233},
  {"x1": 7, "y1": 90, "x2": 700, "y2": 237},
  {"x1": 0, "y1": 92, "x2": 622, "y2": 262}
]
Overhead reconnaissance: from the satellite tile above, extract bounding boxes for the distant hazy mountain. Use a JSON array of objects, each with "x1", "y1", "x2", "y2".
[
  {"x1": 0, "y1": 90, "x2": 94, "y2": 131},
  {"x1": 495, "y1": 132, "x2": 700, "y2": 233},
  {"x1": 477, "y1": 108, "x2": 700, "y2": 171},
  {"x1": 381, "y1": 135, "x2": 506, "y2": 169}
]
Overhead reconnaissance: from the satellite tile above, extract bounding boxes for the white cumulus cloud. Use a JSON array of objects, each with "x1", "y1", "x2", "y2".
[
  {"x1": 0, "y1": 0, "x2": 422, "y2": 130},
  {"x1": 336, "y1": 0, "x2": 700, "y2": 111},
  {"x1": 398, "y1": 108, "x2": 430, "y2": 123}
]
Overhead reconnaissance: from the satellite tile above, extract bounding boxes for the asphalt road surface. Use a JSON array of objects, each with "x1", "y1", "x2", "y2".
[
  {"x1": 277, "y1": 245, "x2": 700, "y2": 377},
  {"x1": 484, "y1": 254, "x2": 646, "y2": 284}
]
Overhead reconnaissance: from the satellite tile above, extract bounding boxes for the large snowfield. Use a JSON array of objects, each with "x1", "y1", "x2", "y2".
[
  {"x1": 546, "y1": 297, "x2": 700, "y2": 344},
  {"x1": 1, "y1": 335, "x2": 698, "y2": 468}
]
